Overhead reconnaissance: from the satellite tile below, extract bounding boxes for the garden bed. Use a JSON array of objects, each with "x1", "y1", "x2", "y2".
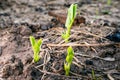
[{"x1": 0, "y1": 0, "x2": 120, "y2": 80}]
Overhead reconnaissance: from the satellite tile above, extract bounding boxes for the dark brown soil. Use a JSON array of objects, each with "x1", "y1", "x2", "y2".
[{"x1": 0, "y1": 0, "x2": 120, "y2": 80}]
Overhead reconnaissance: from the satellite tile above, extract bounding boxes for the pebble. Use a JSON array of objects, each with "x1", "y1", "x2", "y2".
[
  {"x1": 40, "y1": 23, "x2": 53, "y2": 30},
  {"x1": 51, "y1": 18, "x2": 58, "y2": 25},
  {"x1": 35, "y1": 7, "x2": 43, "y2": 12},
  {"x1": 40, "y1": 24, "x2": 48, "y2": 30},
  {"x1": 29, "y1": 24, "x2": 40, "y2": 32},
  {"x1": 103, "y1": 20, "x2": 110, "y2": 26},
  {"x1": 106, "y1": 31, "x2": 120, "y2": 42},
  {"x1": 0, "y1": 12, "x2": 10, "y2": 16},
  {"x1": 85, "y1": 59, "x2": 93, "y2": 65}
]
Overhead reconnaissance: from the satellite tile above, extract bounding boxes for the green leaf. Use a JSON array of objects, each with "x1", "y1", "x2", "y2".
[
  {"x1": 64, "y1": 46, "x2": 74, "y2": 76},
  {"x1": 62, "y1": 31, "x2": 70, "y2": 42},
  {"x1": 73, "y1": 4, "x2": 77, "y2": 18},
  {"x1": 34, "y1": 53, "x2": 40, "y2": 63},
  {"x1": 37, "y1": 39, "x2": 42, "y2": 47},
  {"x1": 29, "y1": 36, "x2": 43, "y2": 63},
  {"x1": 30, "y1": 36, "x2": 36, "y2": 47},
  {"x1": 67, "y1": 46, "x2": 74, "y2": 56},
  {"x1": 92, "y1": 69, "x2": 97, "y2": 80},
  {"x1": 66, "y1": 46, "x2": 74, "y2": 63},
  {"x1": 35, "y1": 39, "x2": 42, "y2": 54},
  {"x1": 62, "y1": 4, "x2": 77, "y2": 43},
  {"x1": 34, "y1": 44, "x2": 40, "y2": 55},
  {"x1": 64, "y1": 63, "x2": 70, "y2": 76},
  {"x1": 65, "y1": 4, "x2": 77, "y2": 29},
  {"x1": 66, "y1": 55, "x2": 73, "y2": 64}
]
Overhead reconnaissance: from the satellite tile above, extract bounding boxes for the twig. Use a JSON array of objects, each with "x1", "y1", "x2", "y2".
[
  {"x1": 70, "y1": 71, "x2": 88, "y2": 79},
  {"x1": 107, "y1": 74, "x2": 115, "y2": 80},
  {"x1": 75, "y1": 53, "x2": 115, "y2": 62},
  {"x1": 71, "y1": 30, "x2": 104, "y2": 38},
  {"x1": 73, "y1": 57, "x2": 85, "y2": 66},
  {"x1": 47, "y1": 43, "x2": 119, "y2": 47}
]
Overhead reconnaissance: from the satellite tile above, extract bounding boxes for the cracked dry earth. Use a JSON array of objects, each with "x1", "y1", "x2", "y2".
[{"x1": 0, "y1": 0, "x2": 120, "y2": 80}]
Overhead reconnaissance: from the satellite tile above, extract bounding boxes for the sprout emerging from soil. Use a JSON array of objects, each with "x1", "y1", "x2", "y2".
[
  {"x1": 62, "y1": 4, "x2": 77, "y2": 42},
  {"x1": 64, "y1": 46, "x2": 74, "y2": 76},
  {"x1": 107, "y1": 0, "x2": 111, "y2": 6},
  {"x1": 92, "y1": 69, "x2": 96, "y2": 80},
  {"x1": 30, "y1": 36, "x2": 42, "y2": 63}
]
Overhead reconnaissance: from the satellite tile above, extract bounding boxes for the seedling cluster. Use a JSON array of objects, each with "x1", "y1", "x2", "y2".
[{"x1": 30, "y1": 4, "x2": 77, "y2": 76}]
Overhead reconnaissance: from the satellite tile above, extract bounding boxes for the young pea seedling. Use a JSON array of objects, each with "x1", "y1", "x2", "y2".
[
  {"x1": 62, "y1": 4, "x2": 77, "y2": 42},
  {"x1": 30, "y1": 36, "x2": 42, "y2": 63},
  {"x1": 64, "y1": 46, "x2": 74, "y2": 76},
  {"x1": 92, "y1": 69, "x2": 96, "y2": 80},
  {"x1": 107, "y1": 0, "x2": 111, "y2": 6}
]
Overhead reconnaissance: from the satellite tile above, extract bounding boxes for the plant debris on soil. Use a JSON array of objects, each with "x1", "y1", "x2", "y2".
[{"x1": 0, "y1": 0, "x2": 120, "y2": 80}]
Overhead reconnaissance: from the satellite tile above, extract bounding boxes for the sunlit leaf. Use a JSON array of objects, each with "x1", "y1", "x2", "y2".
[
  {"x1": 62, "y1": 4, "x2": 77, "y2": 42},
  {"x1": 29, "y1": 36, "x2": 43, "y2": 63},
  {"x1": 64, "y1": 46, "x2": 74, "y2": 76}
]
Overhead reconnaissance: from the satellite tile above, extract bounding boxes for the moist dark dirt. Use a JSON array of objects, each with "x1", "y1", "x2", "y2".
[{"x1": 0, "y1": 0, "x2": 120, "y2": 80}]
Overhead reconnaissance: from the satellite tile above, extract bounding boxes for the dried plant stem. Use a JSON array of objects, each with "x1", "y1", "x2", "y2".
[{"x1": 47, "y1": 43, "x2": 119, "y2": 47}]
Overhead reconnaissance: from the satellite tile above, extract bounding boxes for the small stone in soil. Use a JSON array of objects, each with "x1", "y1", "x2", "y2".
[
  {"x1": 51, "y1": 17, "x2": 58, "y2": 24},
  {"x1": 85, "y1": 59, "x2": 93, "y2": 65},
  {"x1": 105, "y1": 31, "x2": 120, "y2": 42},
  {"x1": 47, "y1": 23, "x2": 53, "y2": 29},
  {"x1": 61, "y1": 24, "x2": 65, "y2": 28},
  {"x1": 40, "y1": 23, "x2": 54, "y2": 30},
  {"x1": 29, "y1": 24, "x2": 40, "y2": 32},
  {"x1": 0, "y1": 12, "x2": 10, "y2": 16},
  {"x1": 40, "y1": 24, "x2": 48, "y2": 30},
  {"x1": 54, "y1": 63, "x2": 61, "y2": 71},
  {"x1": 35, "y1": 7, "x2": 43, "y2": 12},
  {"x1": 103, "y1": 20, "x2": 110, "y2": 26}
]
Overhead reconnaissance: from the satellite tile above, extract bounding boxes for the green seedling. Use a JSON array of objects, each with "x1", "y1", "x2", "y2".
[
  {"x1": 92, "y1": 69, "x2": 96, "y2": 80},
  {"x1": 107, "y1": 0, "x2": 111, "y2": 6},
  {"x1": 64, "y1": 46, "x2": 74, "y2": 76},
  {"x1": 62, "y1": 4, "x2": 77, "y2": 42},
  {"x1": 30, "y1": 36, "x2": 42, "y2": 63},
  {"x1": 92, "y1": 69, "x2": 102, "y2": 80}
]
